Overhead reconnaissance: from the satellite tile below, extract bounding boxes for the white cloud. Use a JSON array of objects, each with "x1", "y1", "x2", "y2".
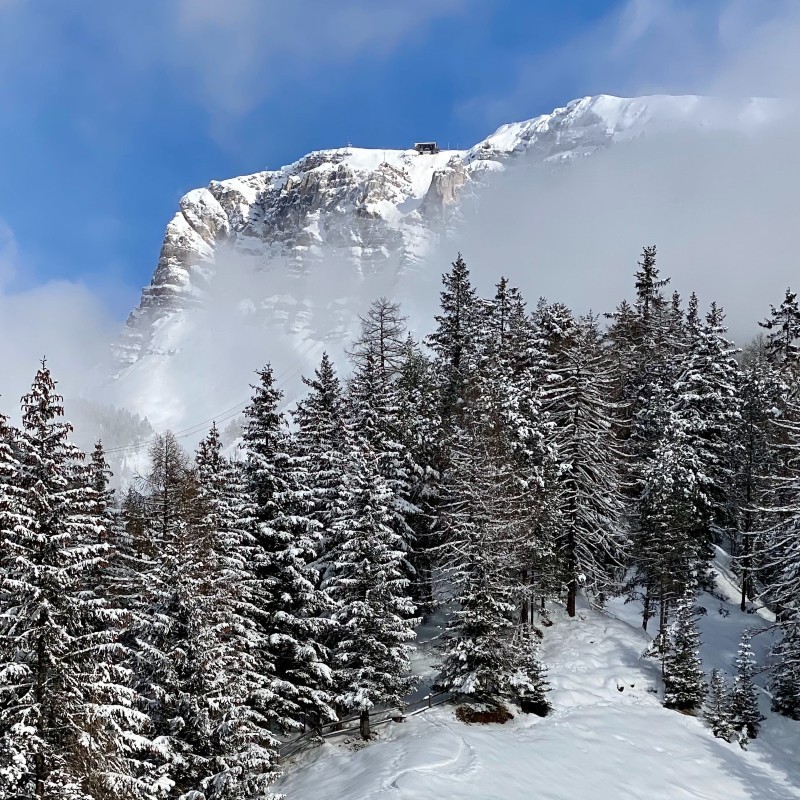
[
  {"x1": 166, "y1": 0, "x2": 469, "y2": 121},
  {"x1": 0, "y1": 222, "x2": 116, "y2": 417},
  {"x1": 416, "y1": 121, "x2": 800, "y2": 348}
]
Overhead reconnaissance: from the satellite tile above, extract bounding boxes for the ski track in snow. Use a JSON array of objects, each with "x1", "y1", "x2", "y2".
[
  {"x1": 383, "y1": 718, "x2": 476, "y2": 793},
  {"x1": 276, "y1": 574, "x2": 800, "y2": 800}
]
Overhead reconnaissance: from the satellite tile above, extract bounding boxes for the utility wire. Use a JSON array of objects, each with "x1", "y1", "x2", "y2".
[{"x1": 103, "y1": 360, "x2": 309, "y2": 455}]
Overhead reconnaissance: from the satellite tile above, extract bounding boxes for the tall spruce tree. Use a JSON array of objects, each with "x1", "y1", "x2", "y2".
[
  {"x1": 292, "y1": 352, "x2": 349, "y2": 575},
  {"x1": 175, "y1": 424, "x2": 281, "y2": 799},
  {"x1": 729, "y1": 630, "x2": 763, "y2": 748},
  {"x1": 769, "y1": 622, "x2": 800, "y2": 719},
  {"x1": 635, "y1": 417, "x2": 710, "y2": 640},
  {"x1": 672, "y1": 299, "x2": 742, "y2": 555},
  {"x1": 0, "y1": 361, "x2": 149, "y2": 800},
  {"x1": 758, "y1": 287, "x2": 800, "y2": 371},
  {"x1": 733, "y1": 338, "x2": 785, "y2": 610},
  {"x1": 704, "y1": 669, "x2": 734, "y2": 741},
  {"x1": 437, "y1": 437, "x2": 523, "y2": 701},
  {"x1": 394, "y1": 337, "x2": 441, "y2": 614},
  {"x1": 324, "y1": 438, "x2": 417, "y2": 739},
  {"x1": 427, "y1": 253, "x2": 481, "y2": 434},
  {"x1": 347, "y1": 306, "x2": 417, "y2": 572},
  {"x1": 537, "y1": 307, "x2": 627, "y2": 616},
  {"x1": 132, "y1": 431, "x2": 201, "y2": 793},
  {"x1": 242, "y1": 365, "x2": 335, "y2": 735},
  {"x1": 662, "y1": 590, "x2": 706, "y2": 712}
]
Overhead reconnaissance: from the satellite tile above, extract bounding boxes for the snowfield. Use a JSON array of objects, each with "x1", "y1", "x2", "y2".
[{"x1": 276, "y1": 577, "x2": 800, "y2": 800}]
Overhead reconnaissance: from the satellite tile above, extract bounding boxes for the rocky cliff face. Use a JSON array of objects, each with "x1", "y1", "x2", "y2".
[
  {"x1": 113, "y1": 146, "x2": 475, "y2": 366},
  {"x1": 108, "y1": 93, "x2": 781, "y2": 428}
]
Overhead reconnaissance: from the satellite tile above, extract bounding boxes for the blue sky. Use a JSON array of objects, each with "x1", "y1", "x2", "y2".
[{"x1": 0, "y1": 0, "x2": 796, "y2": 319}]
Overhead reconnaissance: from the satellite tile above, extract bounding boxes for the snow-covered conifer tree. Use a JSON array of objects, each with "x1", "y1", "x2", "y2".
[
  {"x1": 704, "y1": 669, "x2": 733, "y2": 741},
  {"x1": 324, "y1": 437, "x2": 417, "y2": 739},
  {"x1": 634, "y1": 416, "x2": 708, "y2": 637},
  {"x1": 292, "y1": 352, "x2": 348, "y2": 539},
  {"x1": 758, "y1": 287, "x2": 800, "y2": 372},
  {"x1": 537, "y1": 307, "x2": 628, "y2": 616},
  {"x1": 0, "y1": 361, "x2": 149, "y2": 799},
  {"x1": 508, "y1": 629, "x2": 550, "y2": 714},
  {"x1": 769, "y1": 623, "x2": 800, "y2": 719},
  {"x1": 174, "y1": 423, "x2": 281, "y2": 799},
  {"x1": 437, "y1": 431, "x2": 526, "y2": 702},
  {"x1": 671, "y1": 299, "x2": 742, "y2": 554},
  {"x1": 662, "y1": 591, "x2": 706, "y2": 712},
  {"x1": 733, "y1": 338, "x2": 785, "y2": 610},
  {"x1": 242, "y1": 365, "x2": 335, "y2": 734},
  {"x1": 426, "y1": 253, "x2": 481, "y2": 433},
  {"x1": 347, "y1": 320, "x2": 415, "y2": 547},
  {"x1": 729, "y1": 630, "x2": 763, "y2": 748},
  {"x1": 131, "y1": 431, "x2": 199, "y2": 789},
  {"x1": 393, "y1": 337, "x2": 441, "y2": 613}
]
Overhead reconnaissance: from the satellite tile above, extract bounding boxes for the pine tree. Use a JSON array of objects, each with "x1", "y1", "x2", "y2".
[
  {"x1": 758, "y1": 287, "x2": 800, "y2": 371},
  {"x1": 347, "y1": 321, "x2": 415, "y2": 540},
  {"x1": 635, "y1": 418, "x2": 709, "y2": 640},
  {"x1": 704, "y1": 669, "x2": 734, "y2": 741},
  {"x1": 393, "y1": 337, "x2": 441, "y2": 614},
  {"x1": 474, "y1": 288, "x2": 560, "y2": 624},
  {"x1": 733, "y1": 338, "x2": 785, "y2": 611},
  {"x1": 537, "y1": 307, "x2": 627, "y2": 616},
  {"x1": 242, "y1": 365, "x2": 335, "y2": 735},
  {"x1": 437, "y1": 435, "x2": 524, "y2": 702},
  {"x1": 625, "y1": 245, "x2": 677, "y2": 471},
  {"x1": 324, "y1": 438, "x2": 417, "y2": 739},
  {"x1": 292, "y1": 352, "x2": 348, "y2": 533},
  {"x1": 769, "y1": 622, "x2": 800, "y2": 719},
  {"x1": 662, "y1": 591, "x2": 706, "y2": 712},
  {"x1": 131, "y1": 431, "x2": 200, "y2": 792},
  {"x1": 177, "y1": 424, "x2": 281, "y2": 799},
  {"x1": 729, "y1": 630, "x2": 763, "y2": 748},
  {"x1": 508, "y1": 630, "x2": 550, "y2": 715},
  {"x1": 427, "y1": 253, "x2": 481, "y2": 432},
  {"x1": 672, "y1": 299, "x2": 741, "y2": 555},
  {"x1": 606, "y1": 247, "x2": 683, "y2": 629},
  {"x1": 0, "y1": 361, "x2": 149, "y2": 800}
]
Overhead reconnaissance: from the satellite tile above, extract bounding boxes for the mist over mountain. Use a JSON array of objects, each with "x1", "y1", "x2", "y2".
[{"x1": 98, "y1": 92, "x2": 796, "y2": 441}]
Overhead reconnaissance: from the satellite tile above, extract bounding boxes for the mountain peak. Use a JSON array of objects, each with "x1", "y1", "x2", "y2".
[{"x1": 107, "y1": 93, "x2": 785, "y2": 430}]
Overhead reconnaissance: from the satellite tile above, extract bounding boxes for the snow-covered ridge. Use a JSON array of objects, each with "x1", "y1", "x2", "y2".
[
  {"x1": 107, "y1": 94, "x2": 785, "y2": 431},
  {"x1": 116, "y1": 94, "x2": 782, "y2": 367}
]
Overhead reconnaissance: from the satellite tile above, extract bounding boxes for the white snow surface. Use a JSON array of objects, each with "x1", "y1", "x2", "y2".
[{"x1": 275, "y1": 572, "x2": 799, "y2": 800}]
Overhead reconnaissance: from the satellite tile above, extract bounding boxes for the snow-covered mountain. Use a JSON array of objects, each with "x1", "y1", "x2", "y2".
[{"x1": 106, "y1": 94, "x2": 783, "y2": 432}]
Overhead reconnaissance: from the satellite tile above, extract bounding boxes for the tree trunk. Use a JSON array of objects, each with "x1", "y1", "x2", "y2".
[
  {"x1": 658, "y1": 578, "x2": 668, "y2": 654},
  {"x1": 567, "y1": 579, "x2": 577, "y2": 617},
  {"x1": 521, "y1": 567, "x2": 529, "y2": 626},
  {"x1": 642, "y1": 586, "x2": 651, "y2": 632},
  {"x1": 36, "y1": 629, "x2": 46, "y2": 799},
  {"x1": 359, "y1": 709, "x2": 371, "y2": 740},
  {"x1": 740, "y1": 509, "x2": 753, "y2": 613},
  {"x1": 740, "y1": 544, "x2": 750, "y2": 613}
]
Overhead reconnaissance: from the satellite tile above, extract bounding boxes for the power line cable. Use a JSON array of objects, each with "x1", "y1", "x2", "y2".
[{"x1": 103, "y1": 360, "x2": 309, "y2": 455}]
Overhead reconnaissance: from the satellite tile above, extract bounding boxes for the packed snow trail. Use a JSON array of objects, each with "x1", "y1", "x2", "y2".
[{"x1": 276, "y1": 595, "x2": 800, "y2": 799}]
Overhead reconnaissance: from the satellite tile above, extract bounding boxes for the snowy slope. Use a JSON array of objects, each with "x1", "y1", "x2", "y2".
[
  {"x1": 103, "y1": 94, "x2": 786, "y2": 435},
  {"x1": 275, "y1": 585, "x2": 799, "y2": 800}
]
